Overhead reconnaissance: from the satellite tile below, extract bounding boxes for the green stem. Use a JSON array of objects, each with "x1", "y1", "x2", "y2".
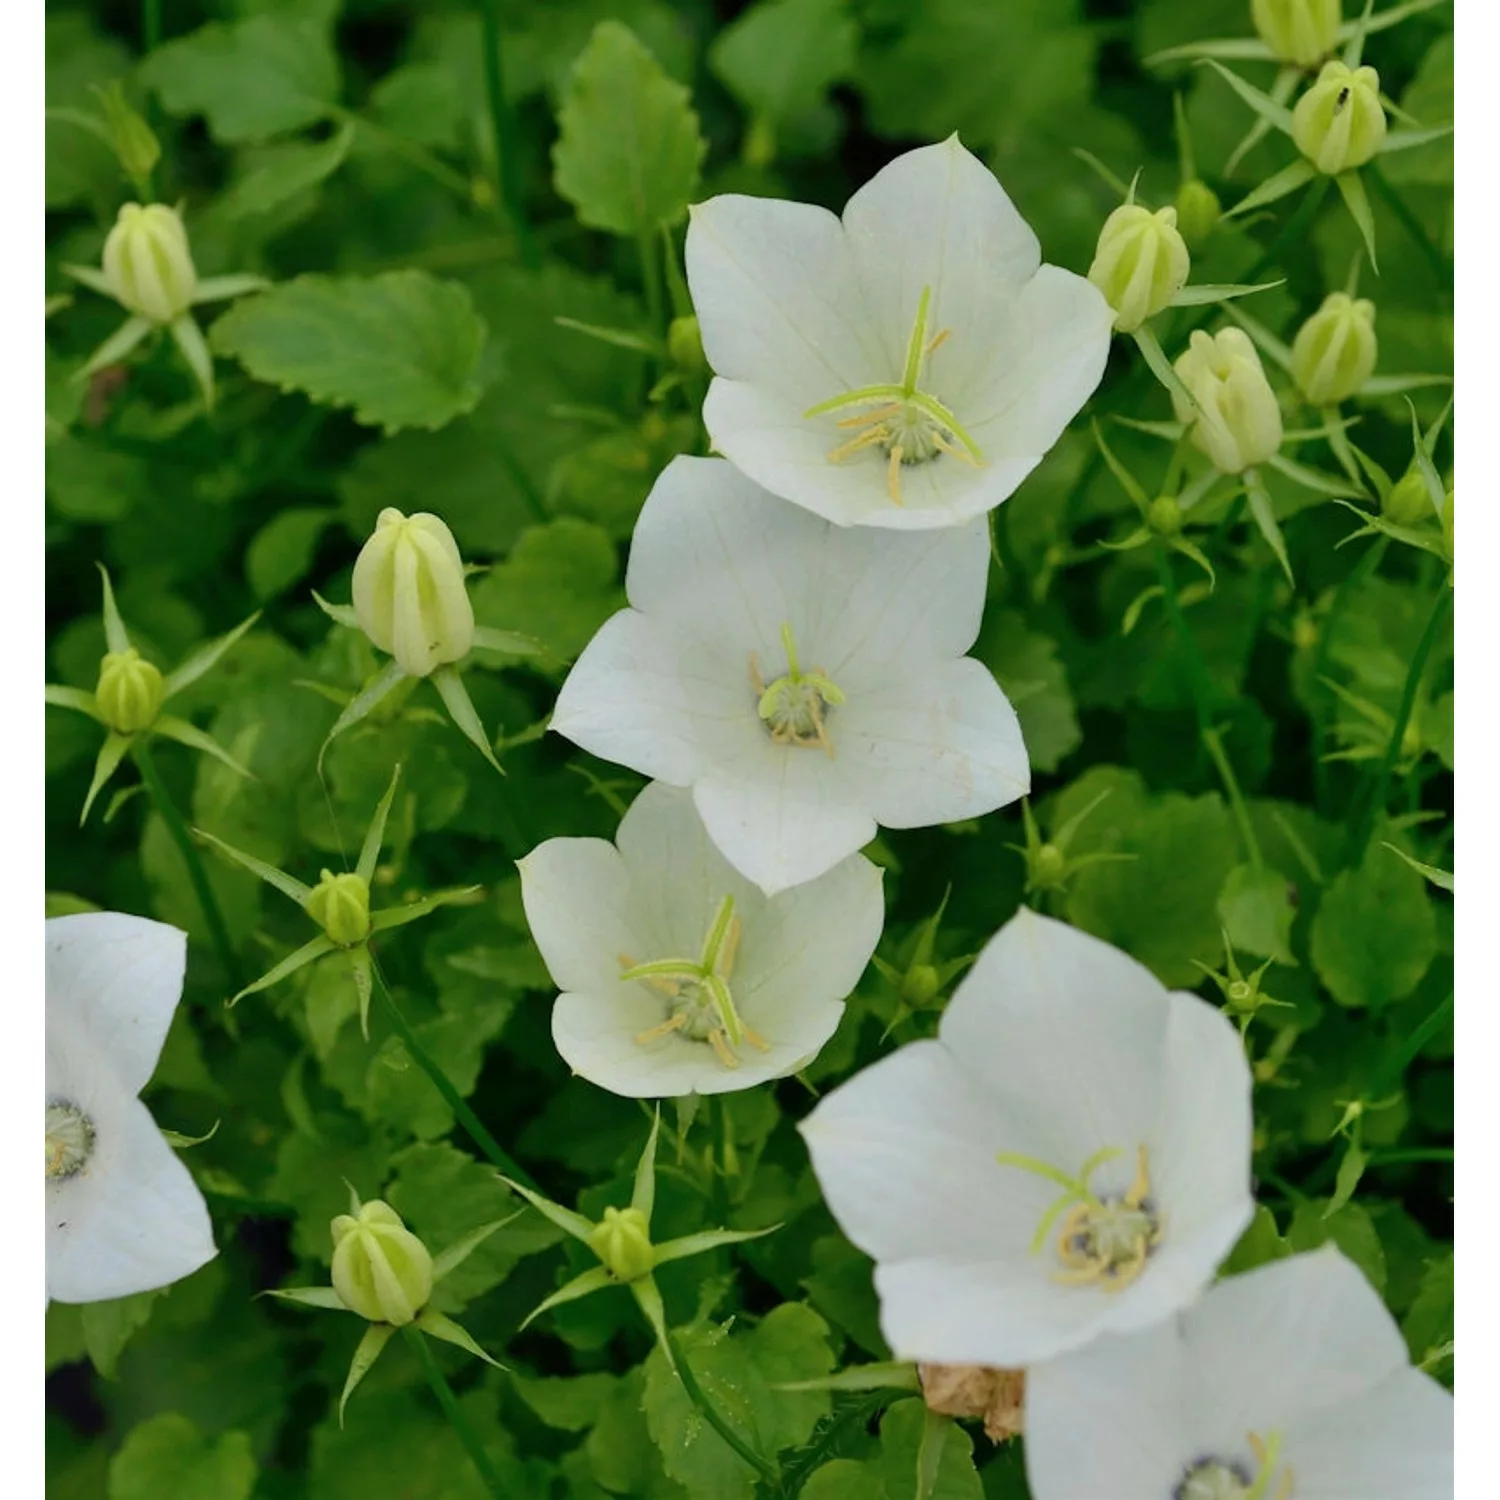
[
  {"x1": 1368, "y1": 1147, "x2": 1454, "y2": 1167},
  {"x1": 143, "y1": 0, "x2": 161, "y2": 52},
  {"x1": 638, "y1": 229, "x2": 666, "y2": 342},
  {"x1": 1154, "y1": 545, "x2": 1216, "y2": 751},
  {"x1": 326, "y1": 106, "x2": 475, "y2": 203},
  {"x1": 1347, "y1": 586, "x2": 1451, "y2": 858},
  {"x1": 665, "y1": 1330, "x2": 779, "y2": 1484},
  {"x1": 1366, "y1": 162, "x2": 1452, "y2": 287},
  {"x1": 369, "y1": 967, "x2": 534, "y2": 1188},
  {"x1": 404, "y1": 1327, "x2": 507, "y2": 1498},
  {"x1": 709, "y1": 1096, "x2": 730, "y2": 1221},
  {"x1": 134, "y1": 737, "x2": 245, "y2": 991},
  {"x1": 1203, "y1": 726, "x2": 1263, "y2": 868},
  {"x1": 1369, "y1": 991, "x2": 1453, "y2": 1101},
  {"x1": 477, "y1": 0, "x2": 538, "y2": 267}
]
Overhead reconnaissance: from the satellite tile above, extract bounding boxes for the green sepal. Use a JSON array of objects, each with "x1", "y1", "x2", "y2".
[
  {"x1": 628, "y1": 1275, "x2": 672, "y2": 1369},
  {"x1": 45, "y1": 684, "x2": 102, "y2": 720},
  {"x1": 651, "y1": 1225, "x2": 780, "y2": 1266},
  {"x1": 357, "y1": 763, "x2": 402, "y2": 885},
  {"x1": 1265, "y1": 452, "x2": 1362, "y2": 499},
  {"x1": 431, "y1": 664, "x2": 504, "y2": 776},
  {"x1": 311, "y1": 591, "x2": 360, "y2": 630},
  {"x1": 1380, "y1": 123, "x2": 1456, "y2": 156},
  {"x1": 96, "y1": 563, "x2": 131, "y2": 654},
  {"x1": 431, "y1": 1214, "x2": 523, "y2": 1283},
  {"x1": 1199, "y1": 59, "x2": 1295, "y2": 136},
  {"x1": 78, "y1": 315, "x2": 153, "y2": 379},
  {"x1": 163, "y1": 609, "x2": 262, "y2": 698},
  {"x1": 60, "y1": 262, "x2": 116, "y2": 299},
  {"x1": 264, "y1": 1286, "x2": 347, "y2": 1310},
  {"x1": 1244, "y1": 470, "x2": 1294, "y2": 584},
  {"x1": 368, "y1": 887, "x2": 483, "y2": 934},
  {"x1": 1169, "y1": 280, "x2": 1283, "y2": 307},
  {"x1": 772, "y1": 1361, "x2": 923, "y2": 1395},
  {"x1": 496, "y1": 1176, "x2": 596, "y2": 1246},
  {"x1": 1131, "y1": 324, "x2": 1200, "y2": 414},
  {"x1": 161, "y1": 1120, "x2": 219, "y2": 1149},
  {"x1": 1379, "y1": 842, "x2": 1453, "y2": 893},
  {"x1": 471, "y1": 625, "x2": 547, "y2": 657},
  {"x1": 414, "y1": 1310, "x2": 505, "y2": 1369},
  {"x1": 341, "y1": 1323, "x2": 395, "y2": 1427},
  {"x1": 153, "y1": 716, "x2": 255, "y2": 779},
  {"x1": 169, "y1": 314, "x2": 216, "y2": 409},
  {"x1": 631, "y1": 1108, "x2": 661, "y2": 1222},
  {"x1": 349, "y1": 944, "x2": 373, "y2": 1040},
  {"x1": 81, "y1": 732, "x2": 132, "y2": 825},
  {"x1": 318, "y1": 659, "x2": 408, "y2": 774},
  {"x1": 518, "y1": 1265, "x2": 615, "y2": 1331},
  {"x1": 1227, "y1": 159, "x2": 1317, "y2": 220},
  {"x1": 1335, "y1": 171, "x2": 1379, "y2": 274},
  {"x1": 229, "y1": 934, "x2": 337, "y2": 1007},
  {"x1": 193, "y1": 827, "x2": 311, "y2": 905},
  {"x1": 1223, "y1": 67, "x2": 1298, "y2": 177},
  {"x1": 1169, "y1": 536, "x2": 1217, "y2": 590},
  {"x1": 1091, "y1": 419, "x2": 1150, "y2": 512},
  {"x1": 192, "y1": 273, "x2": 270, "y2": 305},
  {"x1": 1145, "y1": 38, "x2": 1273, "y2": 66}
]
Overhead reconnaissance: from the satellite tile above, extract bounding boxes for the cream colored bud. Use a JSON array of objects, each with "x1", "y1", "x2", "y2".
[
  {"x1": 1172, "y1": 328, "x2": 1284, "y2": 474},
  {"x1": 330, "y1": 1200, "x2": 433, "y2": 1326},
  {"x1": 102, "y1": 203, "x2": 198, "y2": 324},
  {"x1": 305, "y1": 870, "x2": 372, "y2": 948},
  {"x1": 352, "y1": 509, "x2": 475, "y2": 679},
  {"x1": 1293, "y1": 62, "x2": 1387, "y2": 175},
  {"x1": 1087, "y1": 205, "x2": 1191, "y2": 334},
  {"x1": 95, "y1": 648, "x2": 165, "y2": 734},
  {"x1": 1174, "y1": 180, "x2": 1221, "y2": 248},
  {"x1": 587, "y1": 1206, "x2": 654, "y2": 1282},
  {"x1": 1291, "y1": 292, "x2": 1377, "y2": 405},
  {"x1": 1251, "y1": 0, "x2": 1341, "y2": 68}
]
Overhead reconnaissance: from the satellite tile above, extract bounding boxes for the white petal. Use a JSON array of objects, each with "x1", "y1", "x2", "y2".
[
  {"x1": 518, "y1": 837, "x2": 639, "y2": 996},
  {"x1": 830, "y1": 657, "x2": 1029, "y2": 827},
  {"x1": 841, "y1": 138, "x2": 1041, "y2": 382},
  {"x1": 964, "y1": 264, "x2": 1113, "y2": 461},
  {"x1": 550, "y1": 610, "x2": 730, "y2": 786},
  {"x1": 48, "y1": 1092, "x2": 216, "y2": 1303},
  {"x1": 46, "y1": 913, "x2": 187, "y2": 1096},
  {"x1": 939, "y1": 909, "x2": 1172, "y2": 1159},
  {"x1": 686, "y1": 194, "x2": 882, "y2": 404}
]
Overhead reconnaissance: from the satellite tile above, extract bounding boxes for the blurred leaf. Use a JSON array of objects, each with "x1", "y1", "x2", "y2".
[
  {"x1": 1217, "y1": 863, "x2": 1297, "y2": 965},
  {"x1": 108, "y1": 1414, "x2": 256, "y2": 1500},
  {"x1": 245, "y1": 507, "x2": 336, "y2": 599},
  {"x1": 977, "y1": 611, "x2": 1081, "y2": 775},
  {"x1": 709, "y1": 0, "x2": 857, "y2": 130}
]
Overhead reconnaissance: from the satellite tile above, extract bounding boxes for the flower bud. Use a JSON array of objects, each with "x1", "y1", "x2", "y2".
[
  {"x1": 1291, "y1": 292, "x2": 1377, "y2": 405},
  {"x1": 1250, "y1": 0, "x2": 1341, "y2": 68},
  {"x1": 101, "y1": 203, "x2": 198, "y2": 324},
  {"x1": 351, "y1": 509, "x2": 475, "y2": 679},
  {"x1": 902, "y1": 963, "x2": 941, "y2": 1007},
  {"x1": 1292, "y1": 62, "x2": 1388, "y2": 175},
  {"x1": 1172, "y1": 328, "x2": 1284, "y2": 474},
  {"x1": 1087, "y1": 205, "x2": 1191, "y2": 334},
  {"x1": 1174, "y1": 179, "x2": 1221, "y2": 248},
  {"x1": 1148, "y1": 496, "x2": 1184, "y2": 537},
  {"x1": 305, "y1": 871, "x2": 372, "y2": 948},
  {"x1": 1383, "y1": 466, "x2": 1431, "y2": 528},
  {"x1": 95, "y1": 648, "x2": 165, "y2": 734},
  {"x1": 330, "y1": 1200, "x2": 433, "y2": 1326},
  {"x1": 1032, "y1": 843, "x2": 1067, "y2": 890},
  {"x1": 587, "y1": 1206, "x2": 654, "y2": 1282},
  {"x1": 668, "y1": 315, "x2": 706, "y2": 374}
]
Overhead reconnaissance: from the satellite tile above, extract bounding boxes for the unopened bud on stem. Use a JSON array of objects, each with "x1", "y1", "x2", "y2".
[
  {"x1": 95, "y1": 648, "x2": 164, "y2": 734},
  {"x1": 1087, "y1": 205, "x2": 1190, "y2": 334},
  {"x1": 1291, "y1": 292, "x2": 1377, "y2": 405},
  {"x1": 330, "y1": 1200, "x2": 433, "y2": 1326},
  {"x1": 102, "y1": 203, "x2": 197, "y2": 324},
  {"x1": 1293, "y1": 62, "x2": 1387, "y2": 175}
]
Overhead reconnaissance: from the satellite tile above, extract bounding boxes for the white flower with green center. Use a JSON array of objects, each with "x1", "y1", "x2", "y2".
[
  {"x1": 46, "y1": 914, "x2": 217, "y2": 1303},
  {"x1": 1025, "y1": 1248, "x2": 1453, "y2": 1500},
  {"x1": 685, "y1": 135, "x2": 1112, "y2": 529},
  {"x1": 549, "y1": 456, "x2": 1030, "y2": 895},
  {"x1": 519, "y1": 782, "x2": 883, "y2": 1096},
  {"x1": 799, "y1": 908, "x2": 1253, "y2": 1365}
]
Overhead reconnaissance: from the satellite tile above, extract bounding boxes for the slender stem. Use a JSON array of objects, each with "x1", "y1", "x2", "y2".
[
  {"x1": 638, "y1": 229, "x2": 666, "y2": 342},
  {"x1": 1366, "y1": 162, "x2": 1452, "y2": 287},
  {"x1": 665, "y1": 1330, "x2": 779, "y2": 1484},
  {"x1": 404, "y1": 1327, "x2": 507, "y2": 1498},
  {"x1": 1368, "y1": 1147, "x2": 1454, "y2": 1167},
  {"x1": 143, "y1": 0, "x2": 161, "y2": 52},
  {"x1": 326, "y1": 106, "x2": 475, "y2": 202},
  {"x1": 369, "y1": 967, "x2": 534, "y2": 1187},
  {"x1": 709, "y1": 1096, "x2": 730, "y2": 1222},
  {"x1": 134, "y1": 737, "x2": 245, "y2": 991},
  {"x1": 1369, "y1": 991, "x2": 1453, "y2": 1101},
  {"x1": 477, "y1": 0, "x2": 538, "y2": 267},
  {"x1": 1203, "y1": 726, "x2": 1263, "y2": 868},
  {"x1": 1154, "y1": 545, "x2": 1216, "y2": 752},
  {"x1": 1347, "y1": 586, "x2": 1451, "y2": 858}
]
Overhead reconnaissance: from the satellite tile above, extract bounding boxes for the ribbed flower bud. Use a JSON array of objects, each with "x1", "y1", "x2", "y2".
[
  {"x1": 95, "y1": 648, "x2": 165, "y2": 734},
  {"x1": 102, "y1": 203, "x2": 198, "y2": 324},
  {"x1": 351, "y1": 509, "x2": 474, "y2": 679},
  {"x1": 1087, "y1": 205, "x2": 1191, "y2": 334},
  {"x1": 330, "y1": 1201, "x2": 433, "y2": 1326},
  {"x1": 1174, "y1": 180, "x2": 1221, "y2": 248},
  {"x1": 305, "y1": 871, "x2": 372, "y2": 948},
  {"x1": 1383, "y1": 468, "x2": 1430, "y2": 527},
  {"x1": 1292, "y1": 62, "x2": 1388, "y2": 175},
  {"x1": 1251, "y1": 0, "x2": 1341, "y2": 68},
  {"x1": 1172, "y1": 328, "x2": 1284, "y2": 474},
  {"x1": 1291, "y1": 292, "x2": 1377, "y2": 405},
  {"x1": 587, "y1": 1206, "x2": 654, "y2": 1282}
]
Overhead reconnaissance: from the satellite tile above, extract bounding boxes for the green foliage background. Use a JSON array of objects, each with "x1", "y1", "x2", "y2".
[{"x1": 45, "y1": 0, "x2": 1453, "y2": 1495}]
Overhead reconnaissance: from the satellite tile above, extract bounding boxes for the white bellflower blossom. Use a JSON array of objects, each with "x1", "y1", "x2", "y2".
[
  {"x1": 46, "y1": 914, "x2": 217, "y2": 1303},
  {"x1": 519, "y1": 783, "x2": 883, "y2": 1096},
  {"x1": 686, "y1": 136, "x2": 1112, "y2": 529},
  {"x1": 549, "y1": 456, "x2": 1030, "y2": 895},
  {"x1": 800, "y1": 909, "x2": 1253, "y2": 1366}
]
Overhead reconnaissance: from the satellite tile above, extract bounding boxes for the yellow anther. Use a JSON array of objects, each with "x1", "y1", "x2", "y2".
[{"x1": 634, "y1": 1012, "x2": 690, "y2": 1045}]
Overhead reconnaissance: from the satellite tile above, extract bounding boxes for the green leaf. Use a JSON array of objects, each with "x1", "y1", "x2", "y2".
[
  {"x1": 141, "y1": 15, "x2": 339, "y2": 144},
  {"x1": 709, "y1": 0, "x2": 857, "y2": 131},
  {"x1": 1311, "y1": 839, "x2": 1438, "y2": 1009},
  {"x1": 1287, "y1": 1200, "x2": 1387, "y2": 1294},
  {"x1": 642, "y1": 1304, "x2": 835, "y2": 1499},
  {"x1": 80, "y1": 1289, "x2": 164, "y2": 1380},
  {"x1": 877, "y1": 1399, "x2": 983, "y2": 1500},
  {"x1": 245, "y1": 507, "x2": 337, "y2": 600},
  {"x1": 107, "y1": 1413, "x2": 257, "y2": 1500},
  {"x1": 1217, "y1": 863, "x2": 1297, "y2": 966},
  {"x1": 209, "y1": 271, "x2": 488, "y2": 436},
  {"x1": 222, "y1": 122, "x2": 354, "y2": 218},
  {"x1": 1219, "y1": 1205, "x2": 1292, "y2": 1278},
  {"x1": 553, "y1": 21, "x2": 706, "y2": 237},
  {"x1": 1403, "y1": 1250, "x2": 1453, "y2": 1381},
  {"x1": 976, "y1": 611, "x2": 1081, "y2": 774}
]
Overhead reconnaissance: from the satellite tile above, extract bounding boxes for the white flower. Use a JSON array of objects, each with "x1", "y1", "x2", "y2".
[
  {"x1": 685, "y1": 136, "x2": 1112, "y2": 530},
  {"x1": 518, "y1": 782, "x2": 883, "y2": 1097},
  {"x1": 799, "y1": 908, "x2": 1253, "y2": 1366},
  {"x1": 549, "y1": 456, "x2": 1030, "y2": 895},
  {"x1": 1026, "y1": 1248, "x2": 1453, "y2": 1500},
  {"x1": 46, "y1": 913, "x2": 217, "y2": 1303}
]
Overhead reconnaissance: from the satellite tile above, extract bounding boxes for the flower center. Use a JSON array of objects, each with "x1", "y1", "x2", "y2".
[
  {"x1": 803, "y1": 285, "x2": 985, "y2": 506},
  {"x1": 46, "y1": 1100, "x2": 95, "y2": 1180},
  {"x1": 750, "y1": 622, "x2": 845, "y2": 757},
  {"x1": 995, "y1": 1143, "x2": 1163, "y2": 1289},
  {"x1": 618, "y1": 895, "x2": 769, "y2": 1069},
  {"x1": 1175, "y1": 1434, "x2": 1292, "y2": 1500}
]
